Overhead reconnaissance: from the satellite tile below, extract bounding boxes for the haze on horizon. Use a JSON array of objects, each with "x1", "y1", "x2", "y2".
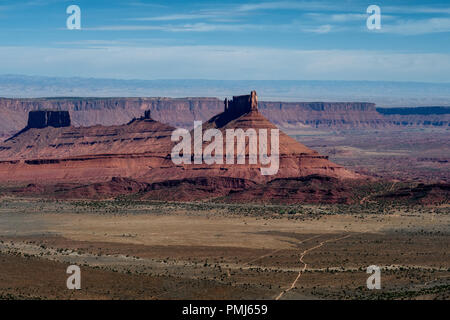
[
  {"x1": 0, "y1": 0, "x2": 449, "y2": 82},
  {"x1": 1, "y1": 75, "x2": 449, "y2": 108}
]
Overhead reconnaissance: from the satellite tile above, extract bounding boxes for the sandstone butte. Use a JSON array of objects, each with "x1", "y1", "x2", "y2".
[{"x1": 0, "y1": 92, "x2": 363, "y2": 201}]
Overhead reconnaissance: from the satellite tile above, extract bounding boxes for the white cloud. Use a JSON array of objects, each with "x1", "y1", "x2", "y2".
[
  {"x1": 383, "y1": 17, "x2": 450, "y2": 35},
  {"x1": 384, "y1": 6, "x2": 450, "y2": 14},
  {"x1": 0, "y1": 45, "x2": 449, "y2": 82},
  {"x1": 307, "y1": 12, "x2": 396, "y2": 23},
  {"x1": 237, "y1": 1, "x2": 338, "y2": 12},
  {"x1": 129, "y1": 14, "x2": 218, "y2": 21},
  {"x1": 302, "y1": 24, "x2": 333, "y2": 33},
  {"x1": 126, "y1": 2, "x2": 168, "y2": 9},
  {"x1": 304, "y1": 13, "x2": 450, "y2": 35},
  {"x1": 236, "y1": 2, "x2": 450, "y2": 15},
  {"x1": 85, "y1": 25, "x2": 163, "y2": 31},
  {"x1": 329, "y1": 13, "x2": 366, "y2": 22},
  {"x1": 87, "y1": 23, "x2": 262, "y2": 32},
  {"x1": 56, "y1": 40, "x2": 123, "y2": 45}
]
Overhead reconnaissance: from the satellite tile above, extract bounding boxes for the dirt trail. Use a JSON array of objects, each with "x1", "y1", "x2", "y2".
[
  {"x1": 245, "y1": 235, "x2": 321, "y2": 265},
  {"x1": 275, "y1": 233, "x2": 352, "y2": 300}
]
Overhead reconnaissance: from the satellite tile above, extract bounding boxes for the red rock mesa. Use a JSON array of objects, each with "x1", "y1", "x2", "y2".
[{"x1": 0, "y1": 92, "x2": 362, "y2": 202}]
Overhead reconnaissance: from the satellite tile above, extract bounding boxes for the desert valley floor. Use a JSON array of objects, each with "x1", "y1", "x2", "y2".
[{"x1": 0, "y1": 198, "x2": 448, "y2": 300}]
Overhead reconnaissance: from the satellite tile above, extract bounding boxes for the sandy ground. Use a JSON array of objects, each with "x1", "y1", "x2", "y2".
[{"x1": 0, "y1": 199, "x2": 449, "y2": 299}]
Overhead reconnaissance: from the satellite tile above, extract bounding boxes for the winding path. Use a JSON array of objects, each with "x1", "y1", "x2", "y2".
[{"x1": 275, "y1": 233, "x2": 352, "y2": 300}]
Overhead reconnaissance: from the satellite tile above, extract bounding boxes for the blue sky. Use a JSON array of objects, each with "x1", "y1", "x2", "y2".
[{"x1": 0, "y1": 0, "x2": 449, "y2": 81}]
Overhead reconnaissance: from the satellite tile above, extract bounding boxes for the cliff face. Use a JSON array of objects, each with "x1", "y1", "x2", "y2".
[
  {"x1": 221, "y1": 91, "x2": 259, "y2": 125},
  {"x1": 27, "y1": 110, "x2": 71, "y2": 129},
  {"x1": 225, "y1": 90, "x2": 258, "y2": 114},
  {"x1": 376, "y1": 107, "x2": 450, "y2": 127},
  {"x1": 259, "y1": 102, "x2": 385, "y2": 129},
  {"x1": 0, "y1": 97, "x2": 222, "y2": 139},
  {"x1": 0, "y1": 97, "x2": 448, "y2": 140}
]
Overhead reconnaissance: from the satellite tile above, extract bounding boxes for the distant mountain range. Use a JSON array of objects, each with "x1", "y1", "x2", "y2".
[{"x1": 1, "y1": 75, "x2": 449, "y2": 108}]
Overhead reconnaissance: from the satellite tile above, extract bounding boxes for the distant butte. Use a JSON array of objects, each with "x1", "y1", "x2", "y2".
[
  {"x1": 0, "y1": 91, "x2": 364, "y2": 202},
  {"x1": 171, "y1": 91, "x2": 360, "y2": 183},
  {"x1": 27, "y1": 110, "x2": 71, "y2": 129},
  {"x1": 5, "y1": 110, "x2": 71, "y2": 142}
]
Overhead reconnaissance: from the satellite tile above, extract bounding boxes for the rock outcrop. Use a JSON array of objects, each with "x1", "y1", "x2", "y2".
[
  {"x1": 160, "y1": 91, "x2": 361, "y2": 184},
  {"x1": 221, "y1": 91, "x2": 259, "y2": 126},
  {"x1": 0, "y1": 110, "x2": 176, "y2": 183},
  {"x1": 376, "y1": 183, "x2": 450, "y2": 205},
  {"x1": 225, "y1": 175, "x2": 353, "y2": 204},
  {"x1": 5, "y1": 110, "x2": 71, "y2": 141},
  {"x1": 27, "y1": 110, "x2": 71, "y2": 129},
  {"x1": 1, "y1": 97, "x2": 448, "y2": 140}
]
